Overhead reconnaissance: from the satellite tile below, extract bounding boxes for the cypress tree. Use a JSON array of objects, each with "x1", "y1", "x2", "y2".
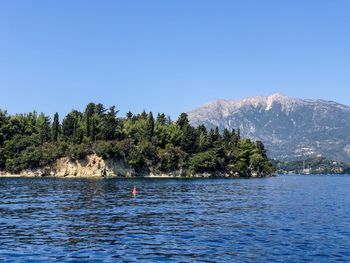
[
  {"x1": 51, "y1": 112, "x2": 60, "y2": 142},
  {"x1": 84, "y1": 103, "x2": 95, "y2": 138},
  {"x1": 146, "y1": 112, "x2": 155, "y2": 140},
  {"x1": 126, "y1": 111, "x2": 133, "y2": 120},
  {"x1": 37, "y1": 113, "x2": 51, "y2": 144},
  {"x1": 89, "y1": 117, "x2": 95, "y2": 141}
]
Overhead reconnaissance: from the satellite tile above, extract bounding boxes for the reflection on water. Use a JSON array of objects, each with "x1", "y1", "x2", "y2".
[{"x1": 0, "y1": 175, "x2": 350, "y2": 262}]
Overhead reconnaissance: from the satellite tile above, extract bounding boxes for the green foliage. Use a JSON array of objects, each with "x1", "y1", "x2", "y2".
[
  {"x1": 157, "y1": 144, "x2": 188, "y2": 172},
  {"x1": 62, "y1": 111, "x2": 83, "y2": 143},
  {"x1": 68, "y1": 144, "x2": 92, "y2": 160},
  {"x1": 0, "y1": 105, "x2": 274, "y2": 176},
  {"x1": 37, "y1": 113, "x2": 51, "y2": 144},
  {"x1": 126, "y1": 145, "x2": 145, "y2": 169},
  {"x1": 189, "y1": 150, "x2": 224, "y2": 173},
  {"x1": 93, "y1": 140, "x2": 119, "y2": 159},
  {"x1": 98, "y1": 106, "x2": 119, "y2": 140}
]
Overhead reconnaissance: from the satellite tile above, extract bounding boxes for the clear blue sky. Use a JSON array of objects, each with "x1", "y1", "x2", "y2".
[{"x1": 0, "y1": 0, "x2": 349, "y2": 118}]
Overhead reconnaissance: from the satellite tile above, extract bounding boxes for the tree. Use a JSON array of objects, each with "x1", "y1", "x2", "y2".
[
  {"x1": 85, "y1": 103, "x2": 96, "y2": 117},
  {"x1": 95, "y1": 103, "x2": 106, "y2": 116},
  {"x1": 213, "y1": 127, "x2": 220, "y2": 142},
  {"x1": 51, "y1": 112, "x2": 60, "y2": 142},
  {"x1": 180, "y1": 125, "x2": 198, "y2": 153},
  {"x1": 207, "y1": 129, "x2": 216, "y2": 148},
  {"x1": 175, "y1": 113, "x2": 198, "y2": 153},
  {"x1": 156, "y1": 113, "x2": 166, "y2": 125},
  {"x1": 198, "y1": 131, "x2": 208, "y2": 152},
  {"x1": 0, "y1": 110, "x2": 9, "y2": 145},
  {"x1": 37, "y1": 113, "x2": 51, "y2": 144},
  {"x1": 99, "y1": 106, "x2": 118, "y2": 140},
  {"x1": 140, "y1": 110, "x2": 148, "y2": 119},
  {"x1": 84, "y1": 103, "x2": 96, "y2": 138},
  {"x1": 222, "y1": 128, "x2": 231, "y2": 142},
  {"x1": 126, "y1": 111, "x2": 133, "y2": 120},
  {"x1": 146, "y1": 112, "x2": 154, "y2": 140},
  {"x1": 176, "y1": 113, "x2": 189, "y2": 129},
  {"x1": 89, "y1": 117, "x2": 96, "y2": 141},
  {"x1": 197, "y1": 124, "x2": 207, "y2": 134},
  {"x1": 255, "y1": 140, "x2": 267, "y2": 157},
  {"x1": 61, "y1": 111, "x2": 83, "y2": 143},
  {"x1": 164, "y1": 124, "x2": 182, "y2": 147},
  {"x1": 230, "y1": 129, "x2": 239, "y2": 147}
]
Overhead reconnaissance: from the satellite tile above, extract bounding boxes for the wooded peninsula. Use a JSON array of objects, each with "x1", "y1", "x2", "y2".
[{"x1": 0, "y1": 103, "x2": 274, "y2": 177}]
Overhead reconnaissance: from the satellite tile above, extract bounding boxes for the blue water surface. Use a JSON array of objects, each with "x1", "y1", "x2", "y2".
[{"x1": 0, "y1": 175, "x2": 349, "y2": 262}]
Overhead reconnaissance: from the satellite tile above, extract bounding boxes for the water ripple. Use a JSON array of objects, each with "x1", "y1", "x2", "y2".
[{"x1": 0, "y1": 175, "x2": 350, "y2": 262}]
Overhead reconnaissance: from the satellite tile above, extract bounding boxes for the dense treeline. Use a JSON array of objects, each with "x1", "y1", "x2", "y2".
[
  {"x1": 273, "y1": 157, "x2": 350, "y2": 174},
  {"x1": 0, "y1": 103, "x2": 274, "y2": 176}
]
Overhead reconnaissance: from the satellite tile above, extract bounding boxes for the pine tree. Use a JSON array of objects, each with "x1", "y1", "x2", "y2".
[
  {"x1": 176, "y1": 113, "x2": 189, "y2": 129},
  {"x1": 198, "y1": 131, "x2": 208, "y2": 152},
  {"x1": 99, "y1": 106, "x2": 118, "y2": 140}
]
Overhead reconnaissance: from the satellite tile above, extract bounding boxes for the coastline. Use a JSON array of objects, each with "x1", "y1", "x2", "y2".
[
  {"x1": 0, "y1": 169, "x2": 272, "y2": 178},
  {"x1": 0, "y1": 173, "x2": 272, "y2": 178},
  {"x1": 0, "y1": 154, "x2": 272, "y2": 179}
]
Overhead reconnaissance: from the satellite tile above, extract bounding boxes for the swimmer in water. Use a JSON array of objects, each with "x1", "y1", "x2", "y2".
[{"x1": 132, "y1": 185, "x2": 138, "y2": 195}]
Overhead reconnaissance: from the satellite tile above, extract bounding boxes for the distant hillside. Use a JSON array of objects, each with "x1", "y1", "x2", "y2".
[
  {"x1": 272, "y1": 157, "x2": 350, "y2": 175},
  {"x1": 188, "y1": 93, "x2": 350, "y2": 162}
]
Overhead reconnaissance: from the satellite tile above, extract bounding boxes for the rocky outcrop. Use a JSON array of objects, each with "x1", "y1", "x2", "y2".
[
  {"x1": 53, "y1": 154, "x2": 136, "y2": 177},
  {"x1": 0, "y1": 154, "x2": 136, "y2": 178}
]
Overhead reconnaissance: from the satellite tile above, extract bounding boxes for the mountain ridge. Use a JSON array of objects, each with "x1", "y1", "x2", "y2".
[{"x1": 188, "y1": 93, "x2": 350, "y2": 162}]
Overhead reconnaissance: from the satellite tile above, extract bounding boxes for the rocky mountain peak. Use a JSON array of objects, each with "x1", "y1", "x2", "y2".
[{"x1": 188, "y1": 94, "x2": 350, "y2": 162}]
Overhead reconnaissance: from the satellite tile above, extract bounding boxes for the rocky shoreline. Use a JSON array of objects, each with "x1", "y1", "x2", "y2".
[{"x1": 0, "y1": 154, "x2": 272, "y2": 178}]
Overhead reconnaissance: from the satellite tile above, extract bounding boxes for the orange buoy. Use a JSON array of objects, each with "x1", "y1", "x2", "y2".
[{"x1": 132, "y1": 186, "x2": 139, "y2": 195}]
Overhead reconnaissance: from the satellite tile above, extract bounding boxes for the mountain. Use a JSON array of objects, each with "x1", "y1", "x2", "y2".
[{"x1": 188, "y1": 93, "x2": 350, "y2": 162}]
